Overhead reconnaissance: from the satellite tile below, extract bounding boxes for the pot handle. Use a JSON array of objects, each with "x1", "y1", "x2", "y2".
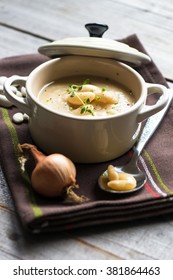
[
  {"x1": 137, "y1": 83, "x2": 169, "y2": 123},
  {"x1": 85, "y1": 23, "x2": 109, "y2": 37},
  {"x1": 3, "y1": 75, "x2": 31, "y2": 116}
]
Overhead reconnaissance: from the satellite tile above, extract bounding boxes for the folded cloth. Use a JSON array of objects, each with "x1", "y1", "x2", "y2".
[{"x1": 0, "y1": 34, "x2": 173, "y2": 233}]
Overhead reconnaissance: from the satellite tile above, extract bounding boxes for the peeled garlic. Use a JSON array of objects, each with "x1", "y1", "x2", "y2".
[
  {"x1": 12, "y1": 112, "x2": 24, "y2": 124},
  {"x1": 20, "y1": 86, "x2": 27, "y2": 97},
  {"x1": 95, "y1": 91, "x2": 118, "y2": 104},
  {"x1": 15, "y1": 90, "x2": 23, "y2": 97},
  {"x1": 23, "y1": 113, "x2": 29, "y2": 121},
  {"x1": 107, "y1": 175, "x2": 136, "y2": 191},
  {"x1": 0, "y1": 95, "x2": 13, "y2": 108},
  {"x1": 107, "y1": 165, "x2": 119, "y2": 180},
  {"x1": 106, "y1": 165, "x2": 136, "y2": 191},
  {"x1": 67, "y1": 91, "x2": 95, "y2": 106},
  {"x1": 10, "y1": 85, "x2": 17, "y2": 94}
]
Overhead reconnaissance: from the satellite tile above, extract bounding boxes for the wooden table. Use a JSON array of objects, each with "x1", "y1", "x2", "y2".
[{"x1": 0, "y1": 0, "x2": 173, "y2": 260}]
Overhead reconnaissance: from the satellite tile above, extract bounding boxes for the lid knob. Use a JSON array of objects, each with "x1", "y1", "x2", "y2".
[{"x1": 85, "y1": 23, "x2": 109, "y2": 38}]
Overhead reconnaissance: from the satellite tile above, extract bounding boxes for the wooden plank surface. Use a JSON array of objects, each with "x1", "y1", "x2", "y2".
[
  {"x1": 0, "y1": 26, "x2": 48, "y2": 59},
  {"x1": 0, "y1": 0, "x2": 173, "y2": 260}
]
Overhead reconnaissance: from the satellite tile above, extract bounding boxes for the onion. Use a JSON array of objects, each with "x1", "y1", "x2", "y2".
[{"x1": 18, "y1": 143, "x2": 88, "y2": 203}]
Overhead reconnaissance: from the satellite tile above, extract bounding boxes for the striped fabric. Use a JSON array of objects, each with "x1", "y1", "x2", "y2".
[{"x1": 0, "y1": 35, "x2": 173, "y2": 233}]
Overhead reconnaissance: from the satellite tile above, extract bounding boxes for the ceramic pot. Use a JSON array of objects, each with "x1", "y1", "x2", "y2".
[{"x1": 4, "y1": 55, "x2": 168, "y2": 163}]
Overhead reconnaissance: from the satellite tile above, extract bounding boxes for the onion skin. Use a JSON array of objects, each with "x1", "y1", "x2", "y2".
[
  {"x1": 19, "y1": 144, "x2": 76, "y2": 198},
  {"x1": 31, "y1": 154, "x2": 76, "y2": 197}
]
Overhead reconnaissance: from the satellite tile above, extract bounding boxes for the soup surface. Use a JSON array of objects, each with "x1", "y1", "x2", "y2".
[{"x1": 38, "y1": 76, "x2": 135, "y2": 118}]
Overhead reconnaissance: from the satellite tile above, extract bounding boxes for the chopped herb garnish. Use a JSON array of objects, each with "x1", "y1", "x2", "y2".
[
  {"x1": 70, "y1": 91, "x2": 75, "y2": 97},
  {"x1": 66, "y1": 80, "x2": 96, "y2": 116},
  {"x1": 82, "y1": 79, "x2": 90, "y2": 85},
  {"x1": 95, "y1": 95, "x2": 101, "y2": 100},
  {"x1": 68, "y1": 105, "x2": 73, "y2": 111},
  {"x1": 80, "y1": 104, "x2": 94, "y2": 116},
  {"x1": 78, "y1": 85, "x2": 83, "y2": 91},
  {"x1": 68, "y1": 84, "x2": 78, "y2": 89},
  {"x1": 66, "y1": 83, "x2": 84, "y2": 97},
  {"x1": 84, "y1": 98, "x2": 91, "y2": 104},
  {"x1": 102, "y1": 87, "x2": 106, "y2": 92},
  {"x1": 67, "y1": 79, "x2": 91, "y2": 96}
]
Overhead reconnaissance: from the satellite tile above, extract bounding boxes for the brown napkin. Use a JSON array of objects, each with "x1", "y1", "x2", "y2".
[{"x1": 0, "y1": 34, "x2": 173, "y2": 233}]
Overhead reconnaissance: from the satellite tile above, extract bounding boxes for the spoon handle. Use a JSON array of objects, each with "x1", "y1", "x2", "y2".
[{"x1": 134, "y1": 89, "x2": 173, "y2": 157}]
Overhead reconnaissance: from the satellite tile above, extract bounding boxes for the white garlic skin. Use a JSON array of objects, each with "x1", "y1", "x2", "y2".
[
  {"x1": 12, "y1": 112, "x2": 24, "y2": 124},
  {"x1": 12, "y1": 112, "x2": 29, "y2": 124},
  {"x1": 0, "y1": 76, "x2": 29, "y2": 124}
]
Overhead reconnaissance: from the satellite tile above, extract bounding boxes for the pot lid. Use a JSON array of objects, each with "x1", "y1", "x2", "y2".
[
  {"x1": 38, "y1": 23, "x2": 151, "y2": 66},
  {"x1": 38, "y1": 37, "x2": 151, "y2": 66}
]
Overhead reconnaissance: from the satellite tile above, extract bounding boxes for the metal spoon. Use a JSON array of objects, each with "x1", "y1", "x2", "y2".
[{"x1": 98, "y1": 91, "x2": 173, "y2": 194}]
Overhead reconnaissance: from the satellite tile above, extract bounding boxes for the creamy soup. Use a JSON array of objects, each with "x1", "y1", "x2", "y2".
[{"x1": 38, "y1": 76, "x2": 135, "y2": 118}]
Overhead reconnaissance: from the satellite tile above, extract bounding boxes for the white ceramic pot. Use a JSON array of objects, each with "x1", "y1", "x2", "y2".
[{"x1": 4, "y1": 55, "x2": 169, "y2": 163}]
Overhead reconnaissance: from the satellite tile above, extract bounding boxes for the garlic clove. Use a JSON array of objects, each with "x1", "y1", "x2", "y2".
[
  {"x1": 12, "y1": 112, "x2": 24, "y2": 124},
  {"x1": 0, "y1": 95, "x2": 13, "y2": 108},
  {"x1": 107, "y1": 165, "x2": 119, "y2": 181}
]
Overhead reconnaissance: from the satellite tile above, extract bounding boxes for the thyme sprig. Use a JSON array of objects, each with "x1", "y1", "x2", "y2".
[
  {"x1": 80, "y1": 104, "x2": 94, "y2": 116},
  {"x1": 66, "y1": 79, "x2": 94, "y2": 116},
  {"x1": 67, "y1": 79, "x2": 90, "y2": 97},
  {"x1": 80, "y1": 98, "x2": 94, "y2": 116}
]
